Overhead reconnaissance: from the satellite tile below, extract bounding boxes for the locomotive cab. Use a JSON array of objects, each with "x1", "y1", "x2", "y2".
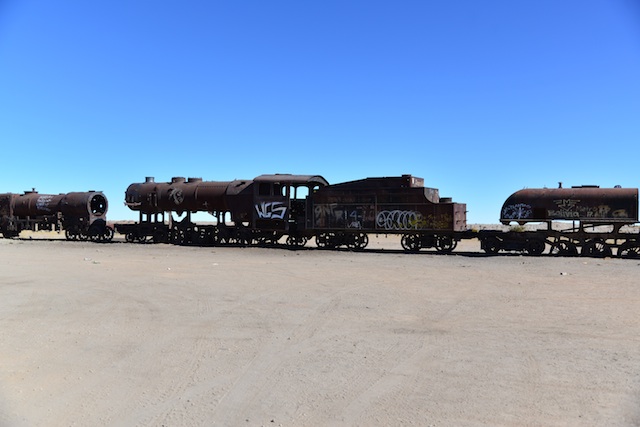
[{"x1": 252, "y1": 174, "x2": 328, "y2": 233}]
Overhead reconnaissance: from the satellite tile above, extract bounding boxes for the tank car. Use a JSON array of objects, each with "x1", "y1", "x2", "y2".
[
  {"x1": 309, "y1": 174, "x2": 467, "y2": 252},
  {"x1": 481, "y1": 184, "x2": 640, "y2": 257},
  {"x1": 116, "y1": 175, "x2": 329, "y2": 245},
  {"x1": 500, "y1": 185, "x2": 638, "y2": 226},
  {"x1": 0, "y1": 190, "x2": 113, "y2": 241}
]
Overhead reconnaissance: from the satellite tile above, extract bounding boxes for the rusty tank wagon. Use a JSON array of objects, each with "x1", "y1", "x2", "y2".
[
  {"x1": 0, "y1": 190, "x2": 113, "y2": 241},
  {"x1": 480, "y1": 184, "x2": 640, "y2": 257}
]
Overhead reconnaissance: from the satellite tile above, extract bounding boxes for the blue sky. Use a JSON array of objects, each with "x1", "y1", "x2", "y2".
[{"x1": 1, "y1": 1, "x2": 639, "y2": 223}]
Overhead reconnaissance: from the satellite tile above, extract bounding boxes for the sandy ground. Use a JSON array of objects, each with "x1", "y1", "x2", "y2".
[{"x1": 1, "y1": 234, "x2": 639, "y2": 426}]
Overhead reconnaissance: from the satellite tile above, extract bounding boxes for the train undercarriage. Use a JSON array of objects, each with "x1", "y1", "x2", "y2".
[
  {"x1": 114, "y1": 210, "x2": 463, "y2": 253},
  {"x1": 1, "y1": 216, "x2": 113, "y2": 242},
  {"x1": 478, "y1": 225, "x2": 640, "y2": 258}
]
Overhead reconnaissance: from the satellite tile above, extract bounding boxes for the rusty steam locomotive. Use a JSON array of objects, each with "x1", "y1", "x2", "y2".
[
  {"x1": 1, "y1": 174, "x2": 639, "y2": 258},
  {"x1": 0, "y1": 190, "x2": 113, "y2": 242},
  {"x1": 115, "y1": 174, "x2": 466, "y2": 252}
]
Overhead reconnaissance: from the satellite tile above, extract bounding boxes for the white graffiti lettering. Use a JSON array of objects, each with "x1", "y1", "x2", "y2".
[
  {"x1": 169, "y1": 188, "x2": 184, "y2": 205},
  {"x1": 502, "y1": 203, "x2": 532, "y2": 219},
  {"x1": 376, "y1": 210, "x2": 422, "y2": 230},
  {"x1": 36, "y1": 195, "x2": 54, "y2": 212},
  {"x1": 255, "y1": 202, "x2": 287, "y2": 219},
  {"x1": 554, "y1": 199, "x2": 579, "y2": 210}
]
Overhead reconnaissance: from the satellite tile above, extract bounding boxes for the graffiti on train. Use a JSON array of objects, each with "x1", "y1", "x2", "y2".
[
  {"x1": 376, "y1": 210, "x2": 423, "y2": 230},
  {"x1": 501, "y1": 203, "x2": 532, "y2": 220},
  {"x1": 376, "y1": 210, "x2": 453, "y2": 230},
  {"x1": 314, "y1": 204, "x2": 370, "y2": 229},
  {"x1": 255, "y1": 202, "x2": 287, "y2": 219}
]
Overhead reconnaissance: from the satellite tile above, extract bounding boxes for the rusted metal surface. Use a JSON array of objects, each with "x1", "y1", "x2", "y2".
[
  {"x1": 12, "y1": 191, "x2": 66, "y2": 216},
  {"x1": 62, "y1": 192, "x2": 108, "y2": 217},
  {"x1": 310, "y1": 175, "x2": 467, "y2": 232},
  {"x1": 10, "y1": 191, "x2": 107, "y2": 218},
  {"x1": 125, "y1": 177, "x2": 234, "y2": 214},
  {"x1": 501, "y1": 186, "x2": 639, "y2": 224},
  {"x1": 251, "y1": 174, "x2": 328, "y2": 231},
  {"x1": 254, "y1": 174, "x2": 329, "y2": 187},
  {"x1": 480, "y1": 185, "x2": 640, "y2": 257},
  {"x1": 121, "y1": 175, "x2": 330, "y2": 244},
  {"x1": 0, "y1": 190, "x2": 112, "y2": 241},
  {"x1": 120, "y1": 174, "x2": 467, "y2": 251}
]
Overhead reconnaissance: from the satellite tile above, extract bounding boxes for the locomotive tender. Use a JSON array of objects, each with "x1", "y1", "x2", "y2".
[
  {"x1": 0, "y1": 190, "x2": 113, "y2": 241},
  {"x1": 310, "y1": 175, "x2": 466, "y2": 252}
]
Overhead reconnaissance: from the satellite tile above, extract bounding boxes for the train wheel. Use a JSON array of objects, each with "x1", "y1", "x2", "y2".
[
  {"x1": 356, "y1": 233, "x2": 369, "y2": 250},
  {"x1": 581, "y1": 239, "x2": 612, "y2": 258},
  {"x1": 152, "y1": 229, "x2": 169, "y2": 244},
  {"x1": 316, "y1": 233, "x2": 329, "y2": 249},
  {"x1": 347, "y1": 233, "x2": 368, "y2": 250},
  {"x1": 550, "y1": 241, "x2": 578, "y2": 257},
  {"x1": 237, "y1": 229, "x2": 253, "y2": 246},
  {"x1": 102, "y1": 227, "x2": 114, "y2": 242},
  {"x1": 482, "y1": 236, "x2": 500, "y2": 254},
  {"x1": 618, "y1": 242, "x2": 640, "y2": 259},
  {"x1": 254, "y1": 234, "x2": 273, "y2": 247},
  {"x1": 65, "y1": 229, "x2": 77, "y2": 241},
  {"x1": 271, "y1": 233, "x2": 284, "y2": 246},
  {"x1": 259, "y1": 232, "x2": 282, "y2": 247},
  {"x1": 170, "y1": 228, "x2": 186, "y2": 245},
  {"x1": 401, "y1": 234, "x2": 421, "y2": 252},
  {"x1": 216, "y1": 227, "x2": 231, "y2": 245},
  {"x1": 316, "y1": 232, "x2": 338, "y2": 249},
  {"x1": 436, "y1": 235, "x2": 457, "y2": 254},
  {"x1": 526, "y1": 239, "x2": 546, "y2": 256},
  {"x1": 286, "y1": 235, "x2": 307, "y2": 248},
  {"x1": 210, "y1": 228, "x2": 221, "y2": 246},
  {"x1": 125, "y1": 232, "x2": 136, "y2": 243},
  {"x1": 193, "y1": 228, "x2": 209, "y2": 245}
]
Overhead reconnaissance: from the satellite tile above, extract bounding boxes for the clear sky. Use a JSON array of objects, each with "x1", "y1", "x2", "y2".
[{"x1": 1, "y1": 1, "x2": 639, "y2": 223}]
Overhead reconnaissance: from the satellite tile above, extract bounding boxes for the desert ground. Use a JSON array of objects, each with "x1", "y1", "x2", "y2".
[{"x1": 1, "y1": 233, "x2": 639, "y2": 426}]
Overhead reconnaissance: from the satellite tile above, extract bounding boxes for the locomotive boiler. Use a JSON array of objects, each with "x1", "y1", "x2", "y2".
[
  {"x1": 116, "y1": 175, "x2": 329, "y2": 244},
  {"x1": 0, "y1": 190, "x2": 113, "y2": 241}
]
